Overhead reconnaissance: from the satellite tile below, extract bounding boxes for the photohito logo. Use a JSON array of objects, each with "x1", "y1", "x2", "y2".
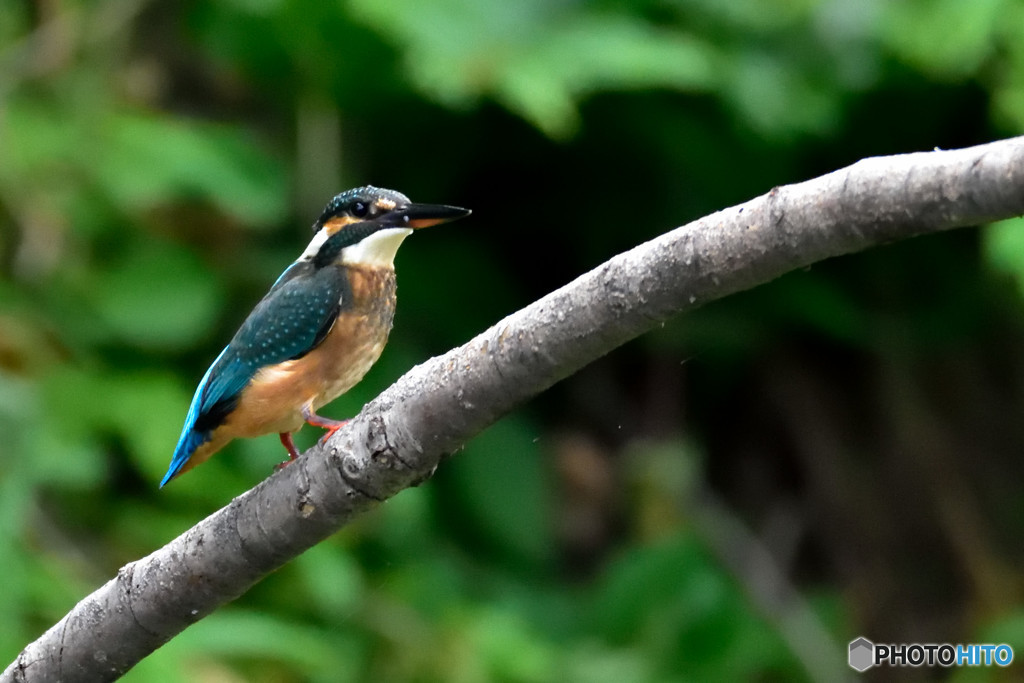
[{"x1": 848, "y1": 637, "x2": 1013, "y2": 672}]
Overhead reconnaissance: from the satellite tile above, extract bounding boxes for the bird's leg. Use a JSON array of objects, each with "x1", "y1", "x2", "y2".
[
  {"x1": 301, "y1": 405, "x2": 349, "y2": 445},
  {"x1": 274, "y1": 432, "x2": 300, "y2": 471}
]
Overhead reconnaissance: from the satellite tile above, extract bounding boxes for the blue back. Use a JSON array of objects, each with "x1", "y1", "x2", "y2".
[{"x1": 160, "y1": 263, "x2": 348, "y2": 486}]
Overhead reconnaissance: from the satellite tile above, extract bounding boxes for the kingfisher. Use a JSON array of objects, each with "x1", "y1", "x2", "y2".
[{"x1": 160, "y1": 186, "x2": 470, "y2": 487}]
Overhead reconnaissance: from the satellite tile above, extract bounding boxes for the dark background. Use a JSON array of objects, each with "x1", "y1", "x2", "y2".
[{"x1": 3, "y1": 1, "x2": 1024, "y2": 680}]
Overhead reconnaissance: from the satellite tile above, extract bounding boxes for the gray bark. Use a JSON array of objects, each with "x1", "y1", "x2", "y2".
[{"x1": 5, "y1": 136, "x2": 1024, "y2": 681}]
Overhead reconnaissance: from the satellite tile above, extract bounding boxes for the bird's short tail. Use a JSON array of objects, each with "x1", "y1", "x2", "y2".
[{"x1": 160, "y1": 429, "x2": 217, "y2": 487}]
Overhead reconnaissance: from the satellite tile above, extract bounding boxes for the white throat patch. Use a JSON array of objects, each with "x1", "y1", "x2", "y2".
[{"x1": 340, "y1": 227, "x2": 414, "y2": 267}]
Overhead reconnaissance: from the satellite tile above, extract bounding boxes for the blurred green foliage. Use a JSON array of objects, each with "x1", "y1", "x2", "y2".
[{"x1": 4, "y1": 0, "x2": 1024, "y2": 680}]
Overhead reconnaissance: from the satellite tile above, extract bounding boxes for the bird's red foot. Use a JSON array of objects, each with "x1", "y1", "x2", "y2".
[
  {"x1": 315, "y1": 423, "x2": 347, "y2": 446},
  {"x1": 301, "y1": 405, "x2": 349, "y2": 445},
  {"x1": 275, "y1": 432, "x2": 300, "y2": 471}
]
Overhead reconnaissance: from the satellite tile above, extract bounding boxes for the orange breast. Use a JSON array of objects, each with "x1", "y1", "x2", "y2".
[{"x1": 220, "y1": 265, "x2": 398, "y2": 439}]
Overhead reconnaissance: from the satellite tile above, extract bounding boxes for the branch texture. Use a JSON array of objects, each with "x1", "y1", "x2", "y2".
[{"x1": 6, "y1": 136, "x2": 1024, "y2": 681}]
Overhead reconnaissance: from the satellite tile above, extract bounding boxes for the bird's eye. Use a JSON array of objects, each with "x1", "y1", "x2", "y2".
[{"x1": 351, "y1": 201, "x2": 369, "y2": 218}]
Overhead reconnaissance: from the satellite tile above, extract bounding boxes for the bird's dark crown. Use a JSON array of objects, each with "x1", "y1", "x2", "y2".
[{"x1": 312, "y1": 186, "x2": 411, "y2": 233}]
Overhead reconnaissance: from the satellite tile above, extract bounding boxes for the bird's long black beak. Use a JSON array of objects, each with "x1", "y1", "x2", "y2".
[{"x1": 392, "y1": 203, "x2": 471, "y2": 229}]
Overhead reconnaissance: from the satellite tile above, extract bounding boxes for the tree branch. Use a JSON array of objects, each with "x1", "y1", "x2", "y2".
[{"x1": 6, "y1": 136, "x2": 1024, "y2": 682}]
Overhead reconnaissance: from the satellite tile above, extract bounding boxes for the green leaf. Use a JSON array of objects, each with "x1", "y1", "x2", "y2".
[
  {"x1": 135, "y1": 609, "x2": 364, "y2": 683},
  {"x1": 348, "y1": 0, "x2": 716, "y2": 137},
  {"x1": 882, "y1": 0, "x2": 1003, "y2": 77},
  {"x1": 35, "y1": 366, "x2": 188, "y2": 485},
  {"x1": 469, "y1": 608, "x2": 557, "y2": 682},
  {"x1": 984, "y1": 218, "x2": 1024, "y2": 300},
  {"x1": 295, "y1": 543, "x2": 364, "y2": 617},
  {"x1": 92, "y1": 112, "x2": 287, "y2": 226},
  {"x1": 593, "y1": 535, "x2": 726, "y2": 644},
  {"x1": 105, "y1": 371, "x2": 196, "y2": 477},
  {"x1": 723, "y1": 50, "x2": 840, "y2": 137},
  {"x1": 90, "y1": 241, "x2": 223, "y2": 351},
  {"x1": 592, "y1": 534, "x2": 802, "y2": 680},
  {"x1": 446, "y1": 416, "x2": 555, "y2": 567}
]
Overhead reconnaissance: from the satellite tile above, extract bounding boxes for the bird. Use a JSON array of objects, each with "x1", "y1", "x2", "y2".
[{"x1": 160, "y1": 186, "x2": 470, "y2": 486}]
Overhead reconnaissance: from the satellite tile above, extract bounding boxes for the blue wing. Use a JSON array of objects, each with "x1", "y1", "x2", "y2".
[{"x1": 161, "y1": 264, "x2": 348, "y2": 486}]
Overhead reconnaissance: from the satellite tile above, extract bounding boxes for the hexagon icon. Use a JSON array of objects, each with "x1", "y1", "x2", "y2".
[{"x1": 849, "y1": 637, "x2": 875, "y2": 672}]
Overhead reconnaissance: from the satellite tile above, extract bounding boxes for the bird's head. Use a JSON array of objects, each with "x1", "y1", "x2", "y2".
[{"x1": 303, "y1": 186, "x2": 470, "y2": 269}]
